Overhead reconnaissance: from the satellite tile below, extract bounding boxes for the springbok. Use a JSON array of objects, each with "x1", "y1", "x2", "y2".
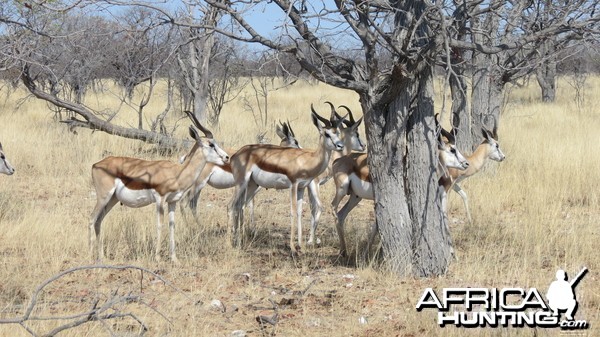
[
  {"x1": 312, "y1": 103, "x2": 366, "y2": 186},
  {"x1": 0, "y1": 142, "x2": 15, "y2": 175},
  {"x1": 185, "y1": 120, "x2": 302, "y2": 218},
  {"x1": 439, "y1": 127, "x2": 505, "y2": 222},
  {"x1": 305, "y1": 102, "x2": 366, "y2": 245},
  {"x1": 331, "y1": 127, "x2": 470, "y2": 257},
  {"x1": 89, "y1": 111, "x2": 229, "y2": 263},
  {"x1": 228, "y1": 109, "x2": 345, "y2": 253}
]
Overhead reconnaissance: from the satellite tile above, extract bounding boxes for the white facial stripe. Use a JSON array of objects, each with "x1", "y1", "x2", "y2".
[
  {"x1": 441, "y1": 144, "x2": 468, "y2": 169},
  {"x1": 0, "y1": 155, "x2": 14, "y2": 175}
]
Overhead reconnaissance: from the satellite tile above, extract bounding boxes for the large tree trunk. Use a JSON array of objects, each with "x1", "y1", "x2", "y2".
[
  {"x1": 471, "y1": 59, "x2": 504, "y2": 149},
  {"x1": 363, "y1": 66, "x2": 452, "y2": 277},
  {"x1": 536, "y1": 60, "x2": 557, "y2": 102},
  {"x1": 450, "y1": 67, "x2": 470, "y2": 151},
  {"x1": 177, "y1": 4, "x2": 222, "y2": 123},
  {"x1": 469, "y1": 7, "x2": 504, "y2": 150},
  {"x1": 449, "y1": 1, "x2": 471, "y2": 151}
]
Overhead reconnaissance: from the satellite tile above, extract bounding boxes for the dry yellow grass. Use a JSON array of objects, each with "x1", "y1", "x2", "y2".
[{"x1": 0, "y1": 77, "x2": 598, "y2": 336}]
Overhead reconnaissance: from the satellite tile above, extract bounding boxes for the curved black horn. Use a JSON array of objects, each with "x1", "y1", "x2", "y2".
[
  {"x1": 337, "y1": 105, "x2": 356, "y2": 127},
  {"x1": 441, "y1": 127, "x2": 456, "y2": 145},
  {"x1": 324, "y1": 101, "x2": 337, "y2": 125},
  {"x1": 282, "y1": 121, "x2": 291, "y2": 137},
  {"x1": 286, "y1": 119, "x2": 296, "y2": 137},
  {"x1": 311, "y1": 103, "x2": 332, "y2": 127},
  {"x1": 184, "y1": 110, "x2": 213, "y2": 139}
]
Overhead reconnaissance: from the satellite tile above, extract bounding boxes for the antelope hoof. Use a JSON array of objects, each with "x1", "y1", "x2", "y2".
[{"x1": 307, "y1": 237, "x2": 322, "y2": 246}]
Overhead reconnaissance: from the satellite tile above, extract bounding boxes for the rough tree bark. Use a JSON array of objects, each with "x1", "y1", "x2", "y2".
[
  {"x1": 177, "y1": 2, "x2": 223, "y2": 123},
  {"x1": 364, "y1": 66, "x2": 451, "y2": 276},
  {"x1": 536, "y1": 47, "x2": 557, "y2": 103},
  {"x1": 468, "y1": 7, "x2": 504, "y2": 151},
  {"x1": 470, "y1": 58, "x2": 504, "y2": 149},
  {"x1": 449, "y1": 1, "x2": 471, "y2": 151}
]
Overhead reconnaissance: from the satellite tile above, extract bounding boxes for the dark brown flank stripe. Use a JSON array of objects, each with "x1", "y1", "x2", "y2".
[
  {"x1": 220, "y1": 163, "x2": 233, "y2": 173},
  {"x1": 351, "y1": 153, "x2": 371, "y2": 183}
]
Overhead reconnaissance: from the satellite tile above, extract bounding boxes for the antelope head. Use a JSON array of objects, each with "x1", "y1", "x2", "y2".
[
  {"x1": 439, "y1": 127, "x2": 469, "y2": 170},
  {"x1": 310, "y1": 104, "x2": 344, "y2": 152},
  {"x1": 184, "y1": 111, "x2": 229, "y2": 166},
  {"x1": 0, "y1": 142, "x2": 15, "y2": 176},
  {"x1": 482, "y1": 127, "x2": 505, "y2": 162},
  {"x1": 276, "y1": 120, "x2": 301, "y2": 149}
]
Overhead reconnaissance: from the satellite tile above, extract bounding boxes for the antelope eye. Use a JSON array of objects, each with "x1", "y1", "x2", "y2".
[
  {"x1": 451, "y1": 148, "x2": 456, "y2": 154},
  {"x1": 210, "y1": 143, "x2": 215, "y2": 148},
  {"x1": 325, "y1": 133, "x2": 331, "y2": 138}
]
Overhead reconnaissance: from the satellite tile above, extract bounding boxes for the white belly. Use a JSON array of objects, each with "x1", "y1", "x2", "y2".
[
  {"x1": 349, "y1": 173, "x2": 373, "y2": 200},
  {"x1": 114, "y1": 179, "x2": 157, "y2": 208},
  {"x1": 208, "y1": 167, "x2": 236, "y2": 189},
  {"x1": 251, "y1": 166, "x2": 292, "y2": 189}
]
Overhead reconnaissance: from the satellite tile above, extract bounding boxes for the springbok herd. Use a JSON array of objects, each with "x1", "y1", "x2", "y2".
[{"x1": 1, "y1": 104, "x2": 505, "y2": 263}]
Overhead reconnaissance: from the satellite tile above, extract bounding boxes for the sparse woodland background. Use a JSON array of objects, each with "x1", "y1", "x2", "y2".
[
  {"x1": 0, "y1": 77, "x2": 597, "y2": 336},
  {"x1": 0, "y1": 0, "x2": 599, "y2": 336}
]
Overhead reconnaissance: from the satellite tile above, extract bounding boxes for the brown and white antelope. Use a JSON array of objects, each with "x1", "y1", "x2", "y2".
[
  {"x1": 312, "y1": 103, "x2": 366, "y2": 186},
  {"x1": 228, "y1": 109, "x2": 345, "y2": 253},
  {"x1": 305, "y1": 102, "x2": 366, "y2": 245},
  {"x1": 331, "y1": 127, "x2": 470, "y2": 257},
  {"x1": 89, "y1": 111, "x2": 229, "y2": 264},
  {"x1": 0, "y1": 142, "x2": 15, "y2": 176},
  {"x1": 184, "y1": 120, "x2": 302, "y2": 218},
  {"x1": 439, "y1": 127, "x2": 505, "y2": 222}
]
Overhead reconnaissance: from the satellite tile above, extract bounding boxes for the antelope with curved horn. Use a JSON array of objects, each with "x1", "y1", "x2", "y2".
[
  {"x1": 229, "y1": 107, "x2": 345, "y2": 253},
  {"x1": 184, "y1": 120, "x2": 302, "y2": 218},
  {"x1": 305, "y1": 102, "x2": 365, "y2": 245},
  {"x1": 439, "y1": 126, "x2": 505, "y2": 222},
  {"x1": 331, "y1": 124, "x2": 470, "y2": 257},
  {"x1": 89, "y1": 111, "x2": 229, "y2": 263},
  {"x1": 0, "y1": 142, "x2": 15, "y2": 176},
  {"x1": 312, "y1": 102, "x2": 366, "y2": 186}
]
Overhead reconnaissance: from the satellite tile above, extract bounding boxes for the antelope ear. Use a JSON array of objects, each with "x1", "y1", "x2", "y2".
[
  {"x1": 275, "y1": 121, "x2": 286, "y2": 139},
  {"x1": 311, "y1": 112, "x2": 323, "y2": 131},
  {"x1": 481, "y1": 128, "x2": 491, "y2": 141},
  {"x1": 189, "y1": 126, "x2": 201, "y2": 141},
  {"x1": 352, "y1": 116, "x2": 364, "y2": 129},
  {"x1": 436, "y1": 132, "x2": 445, "y2": 150},
  {"x1": 333, "y1": 112, "x2": 348, "y2": 129}
]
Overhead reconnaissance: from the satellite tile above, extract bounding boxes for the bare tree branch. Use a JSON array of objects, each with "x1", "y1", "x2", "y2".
[{"x1": 0, "y1": 265, "x2": 191, "y2": 336}]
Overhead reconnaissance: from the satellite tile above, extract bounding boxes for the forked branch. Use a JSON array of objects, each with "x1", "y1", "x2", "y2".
[{"x1": 0, "y1": 265, "x2": 191, "y2": 336}]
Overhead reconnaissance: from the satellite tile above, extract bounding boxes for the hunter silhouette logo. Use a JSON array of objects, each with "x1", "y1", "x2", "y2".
[
  {"x1": 546, "y1": 268, "x2": 587, "y2": 321},
  {"x1": 416, "y1": 267, "x2": 589, "y2": 329}
]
